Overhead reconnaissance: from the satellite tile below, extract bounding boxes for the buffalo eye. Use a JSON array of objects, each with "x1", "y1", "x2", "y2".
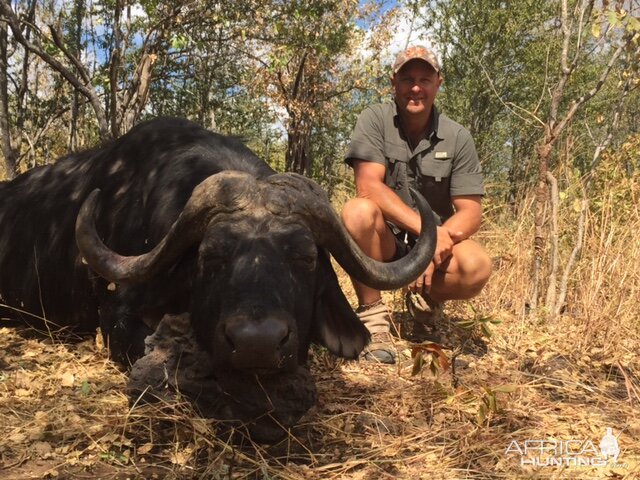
[
  {"x1": 279, "y1": 228, "x2": 317, "y2": 270},
  {"x1": 292, "y1": 254, "x2": 316, "y2": 271},
  {"x1": 201, "y1": 242, "x2": 234, "y2": 269},
  {"x1": 204, "y1": 254, "x2": 228, "y2": 267}
]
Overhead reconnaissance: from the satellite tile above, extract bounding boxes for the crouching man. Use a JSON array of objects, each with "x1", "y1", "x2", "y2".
[{"x1": 341, "y1": 45, "x2": 492, "y2": 364}]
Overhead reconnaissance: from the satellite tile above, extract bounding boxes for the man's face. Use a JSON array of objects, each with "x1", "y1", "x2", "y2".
[{"x1": 392, "y1": 60, "x2": 442, "y2": 117}]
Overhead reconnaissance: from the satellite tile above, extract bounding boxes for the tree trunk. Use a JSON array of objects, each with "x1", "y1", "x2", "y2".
[
  {"x1": 531, "y1": 140, "x2": 553, "y2": 311},
  {"x1": 69, "y1": 0, "x2": 86, "y2": 150},
  {"x1": 109, "y1": 0, "x2": 123, "y2": 137},
  {"x1": 286, "y1": 118, "x2": 311, "y2": 175},
  {"x1": 121, "y1": 51, "x2": 156, "y2": 132},
  {"x1": 0, "y1": 20, "x2": 17, "y2": 178},
  {"x1": 545, "y1": 171, "x2": 559, "y2": 311}
]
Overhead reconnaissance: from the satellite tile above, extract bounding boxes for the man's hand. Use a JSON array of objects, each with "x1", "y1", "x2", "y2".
[
  {"x1": 409, "y1": 261, "x2": 435, "y2": 295},
  {"x1": 447, "y1": 228, "x2": 465, "y2": 244},
  {"x1": 433, "y1": 226, "x2": 463, "y2": 267}
]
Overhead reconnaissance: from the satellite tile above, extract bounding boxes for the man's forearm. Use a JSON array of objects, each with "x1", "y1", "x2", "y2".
[
  {"x1": 357, "y1": 179, "x2": 422, "y2": 235},
  {"x1": 442, "y1": 209, "x2": 481, "y2": 242},
  {"x1": 442, "y1": 195, "x2": 483, "y2": 242}
]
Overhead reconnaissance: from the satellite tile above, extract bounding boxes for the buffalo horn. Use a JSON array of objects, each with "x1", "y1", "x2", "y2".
[
  {"x1": 75, "y1": 171, "x2": 254, "y2": 284},
  {"x1": 268, "y1": 173, "x2": 437, "y2": 291}
]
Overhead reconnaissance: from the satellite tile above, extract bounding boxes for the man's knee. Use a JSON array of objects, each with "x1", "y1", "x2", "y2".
[
  {"x1": 458, "y1": 245, "x2": 492, "y2": 296},
  {"x1": 341, "y1": 198, "x2": 384, "y2": 235}
]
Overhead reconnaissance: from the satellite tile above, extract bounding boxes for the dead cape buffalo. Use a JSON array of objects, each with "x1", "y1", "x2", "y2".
[{"x1": 0, "y1": 117, "x2": 436, "y2": 438}]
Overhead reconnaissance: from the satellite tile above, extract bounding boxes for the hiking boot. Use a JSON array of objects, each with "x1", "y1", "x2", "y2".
[
  {"x1": 356, "y1": 302, "x2": 396, "y2": 364},
  {"x1": 405, "y1": 291, "x2": 443, "y2": 327}
]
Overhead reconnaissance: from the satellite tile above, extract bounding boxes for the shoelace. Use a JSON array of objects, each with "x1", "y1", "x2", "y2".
[{"x1": 369, "y1": 330, "x2": 393, "y2": 343}]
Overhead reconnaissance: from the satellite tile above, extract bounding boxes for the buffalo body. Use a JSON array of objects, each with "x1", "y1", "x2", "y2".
[{"x1": 0, "y1": 117, "x2": 436, "y2": 373}]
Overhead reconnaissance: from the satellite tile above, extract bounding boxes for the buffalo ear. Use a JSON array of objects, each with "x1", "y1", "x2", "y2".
[{"x1": 311, "y1": 251, "x2": 370, "y2": 359}]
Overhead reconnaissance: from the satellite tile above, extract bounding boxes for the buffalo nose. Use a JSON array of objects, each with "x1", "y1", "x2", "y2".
[{"x1": 224, "y1": 315, "x2": 293, "y2": 371}]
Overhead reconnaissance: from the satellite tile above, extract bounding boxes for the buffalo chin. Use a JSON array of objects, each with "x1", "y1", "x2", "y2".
[{"x1": 127, "y1": 314, "x2": 317, "y2": 443}]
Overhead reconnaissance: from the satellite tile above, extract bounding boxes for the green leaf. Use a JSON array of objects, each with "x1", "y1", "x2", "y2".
[
  {"x1": 171, "y1": 35, "x2": 188, "y2": 50},
  {"x1": 608, "y1": 10, "x2": 620, "y2": 27},
  {"x1": 457, "y1": 320, "x2": 476, "y2": 329},
  {"x1": 81, "y1": 381, "x2": 90, "y2": 395},
  {"x1": 481, "y1": 323, "x2": 493, "y2": 338},
  {"x1": 592, "y1": 22, "x2": 602, "y2": 38},
  {"x1": 487, "y1": 392, "x2": 497, "y2": 412},
  {"x1": 476, "y1": 403, "x2": 487, "y2": 424},
  {"x1": 429, "y1": 356, "x2": 439, "y2": 376},
  {"x1": 627, "y1": 16, "x2": 640, "y2": 33}
]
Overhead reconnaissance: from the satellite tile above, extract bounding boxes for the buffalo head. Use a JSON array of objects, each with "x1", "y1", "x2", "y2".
[{"x1": 75, "y1": 171, "x2": 436, "y2": 373}]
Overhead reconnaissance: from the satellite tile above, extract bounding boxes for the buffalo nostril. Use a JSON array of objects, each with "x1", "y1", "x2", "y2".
[
  {"x1": 251, "y1": 305, "x2": 265, "y2": 318},
  {"x1": 278, "y1": 330, "x2": 291, "y2": 349},
  {"x1": 224, "y1": 331, "x2": 236, "y2": 351}
]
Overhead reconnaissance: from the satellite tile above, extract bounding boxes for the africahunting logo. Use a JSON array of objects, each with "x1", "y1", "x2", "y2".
[{"x1": 505, "y1": 427, "x2": 627, "y2": 468}]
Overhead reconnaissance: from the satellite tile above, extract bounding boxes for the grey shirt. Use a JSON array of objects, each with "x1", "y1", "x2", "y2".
[{"x1": 345, "y1": 102, "x2": 484, "y2": 222}]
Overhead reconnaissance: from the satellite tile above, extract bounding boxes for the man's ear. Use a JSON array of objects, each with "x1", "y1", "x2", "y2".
[{"x1": 311, "y1": 250, "x2": 370, "y2": 359}]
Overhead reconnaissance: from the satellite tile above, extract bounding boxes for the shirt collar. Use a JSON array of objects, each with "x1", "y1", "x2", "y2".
[
  {"x1": 393, "y1": 102, "x2": 443, "y2": 143},
  {"x1": 429, "y1": 106, "x2": 443, "y2": 141}
]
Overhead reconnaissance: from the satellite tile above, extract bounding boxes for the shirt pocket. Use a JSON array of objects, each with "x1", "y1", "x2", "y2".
[
  {"x1": 384, "y1": 144, "x2": 412, "y2": 204},
  {"x1": 418, "y1": 156, "x2": 453, "y2": 182},
  {"x1": 384, "y1": 143, "x2": 407, "y2": 163}
]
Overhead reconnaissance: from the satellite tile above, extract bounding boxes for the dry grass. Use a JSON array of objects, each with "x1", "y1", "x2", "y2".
[{"x1": 1, "y1": 174, "x2": 640, "y2": 479}]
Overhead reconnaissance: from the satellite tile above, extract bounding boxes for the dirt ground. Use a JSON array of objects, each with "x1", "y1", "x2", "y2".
[{"x1": 1, "y1": 261, "x2": 639, "y2": 479}]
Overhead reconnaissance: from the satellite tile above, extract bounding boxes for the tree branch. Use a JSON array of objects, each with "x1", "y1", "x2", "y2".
[
  {"x1": 586, "y1": 74, "x2": 632, "y2": 187},
  {"x1": 552, "y1": 34, "x2": 631, "y2": 139},
  {"x1": 48, "y1": 24, "x2": 91, "y2": 85},
  {"x1": 555, "y1": 197, "x2": 588, "y2": 316},
  {"x1": 291, "y1": 51, "x2": 307, "y2": 101},
  {"x1": 0, "y1": 0, "x2": 110, "y2": 139}
]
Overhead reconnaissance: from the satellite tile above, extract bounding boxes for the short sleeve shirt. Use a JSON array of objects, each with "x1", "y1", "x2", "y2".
[{"x1": 345, "y1": 102, "x2": 484, "y2": 222}]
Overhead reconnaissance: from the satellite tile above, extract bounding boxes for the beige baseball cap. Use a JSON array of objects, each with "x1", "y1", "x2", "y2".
[{"x1": 393, "y1": 45, "x2": 440, "y2": 74}]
